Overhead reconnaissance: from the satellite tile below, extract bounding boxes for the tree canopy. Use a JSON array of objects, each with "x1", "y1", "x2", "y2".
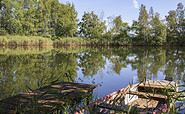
[
  {"x1": 78, "y1": 11, "x2": 106, "y2": 39},
  {"x1": 1, "y1": 1, "x2": 185, "y2": 45},
  {"x1": 0, "y1": 0, "x2": 78, "y2": 37}
]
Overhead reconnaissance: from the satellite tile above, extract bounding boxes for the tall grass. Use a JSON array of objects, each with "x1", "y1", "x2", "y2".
[
  {"x1": 0, "y1": 35, "x2": 132, "y2": 47},
  {"x1": 53, "y1": 37, "x2": 116, "y2": 46},
  {"x1": 0, "y1": 35, "x2": 53, "y2": 46}
]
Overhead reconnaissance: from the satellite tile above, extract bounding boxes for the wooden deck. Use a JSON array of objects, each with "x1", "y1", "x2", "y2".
[{"x1": 0, "y1": 81, "x2": 97, "y2": 113}]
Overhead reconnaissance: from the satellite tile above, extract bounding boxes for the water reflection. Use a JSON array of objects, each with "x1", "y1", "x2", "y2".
[{"x1": 0, "y1": 46, "x2": 185, "y2": 100}]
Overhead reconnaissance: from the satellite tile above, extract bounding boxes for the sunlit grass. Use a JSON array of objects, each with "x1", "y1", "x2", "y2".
[
  {"x1": 0, "y1": 35, "x2": 53, "y2": 46},
  {"x1": 0, "y1": 35, "x2": 131, "y2": 46},
  {"x1": 53, "y1": 37, "x2": 114, "y2": 46}
]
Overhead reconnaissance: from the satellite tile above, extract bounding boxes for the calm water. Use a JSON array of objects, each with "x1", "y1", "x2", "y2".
[{"x1": 0, "y1": 46, "x2": 185, "y2": 100}]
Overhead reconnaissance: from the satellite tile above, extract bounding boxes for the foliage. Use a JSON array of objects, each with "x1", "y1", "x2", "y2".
[
  {"x1": 79, "y1": 11, "x2": 106, "y2": 39},
  {"x1": 166, "y1": 3, "x2": 185, "y2": 45},
  {"x1": 1, "y1": 1, "x2": 185, "y2": 46},
  {"x1": 131, "y1": 5, "x2": 167, "y2": 45},
  {"x1": 0, "y1": 0, "x2": 78, "y2": 37},
  {"x1": 138, "y1": 4, "x2": 150, "y2": 43},
  {"x1": 166, "y1": 10, "x2": 178, "y2": 44}
]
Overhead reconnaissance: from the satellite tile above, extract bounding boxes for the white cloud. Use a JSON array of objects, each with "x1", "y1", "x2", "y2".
[{"x1": 133, "y1": 0, "x2": 139, "y2": 9}]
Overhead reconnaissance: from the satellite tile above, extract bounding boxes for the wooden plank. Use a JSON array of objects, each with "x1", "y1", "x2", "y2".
[
  {"x1": 0, "y1": 81, "x2": 97, "y2": 113},
  {"x1": 98, "y1": 102, "x2": 126, "y2": 111},
  {"x1": 126, "y1": 98, "x2": 159, "y2": 109},
  {"x1": 129, "y1": 91, "x2": 166, "y2": 99},
  {"x1": 108, "y1": 84, "x2": 138, "y2": 104},
  {"x1": 139, "y1": 80, "x2": 176, "y2": 90}
]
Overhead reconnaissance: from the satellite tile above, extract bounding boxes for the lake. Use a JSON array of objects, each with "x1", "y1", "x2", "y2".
[{"x1": 0, "y1": 46, "x2": 185, "y2": 100}]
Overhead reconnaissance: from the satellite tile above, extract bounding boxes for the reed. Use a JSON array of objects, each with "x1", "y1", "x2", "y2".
[
  {"x1": 53, "y1": 37, "x2": 115, "y2": 46},
  {"x1": 0, "y1": 35, "x2": 53, "y2": 46}
]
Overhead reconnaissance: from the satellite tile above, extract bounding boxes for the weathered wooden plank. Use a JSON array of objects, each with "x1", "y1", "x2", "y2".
[
  {"x1": 126, "y1": 98, "x2": 160, "y2": 110},
  {"x1": 129, "y1": 91, "x2": 166, "y2": 99},
  {"x1": 139, "y1": 80, "x2": 177, "y2": 90},
  {"x1": 0, "y1": 81, "x2": 97, "y2": 113},
  {"x1": 98, "y1": 102, "x2": 126, "y2": 111}
]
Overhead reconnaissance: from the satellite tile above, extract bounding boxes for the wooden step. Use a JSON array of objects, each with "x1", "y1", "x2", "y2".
[
  {"x1": 139, "y1": 84, "x2": 176, "y2": 91},
  {"x1": 97, "y1": 102, "x2": 144, "y2": 113},
  {"x1": 129, "y1": 91, "x2": 166, "y2": 99},
  {"x1": 126, "y1": 98, "x2": 162, "y2": 111},
  {"x1": 139, "y1": 80, "x2": 176, "y2": 91}
]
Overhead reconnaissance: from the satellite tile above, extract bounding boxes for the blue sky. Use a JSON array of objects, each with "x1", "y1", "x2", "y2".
[{"x1": 59, "y1": 0, "x2": 185, "y2": 25}]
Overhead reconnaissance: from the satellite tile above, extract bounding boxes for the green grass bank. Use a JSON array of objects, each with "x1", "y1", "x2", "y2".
[
  {"x1": 0, "y1": 35, "x2": 117, "y2": 47},
  {"x1": 0, "y1": 35, "x2": 53, "y2": 46}
]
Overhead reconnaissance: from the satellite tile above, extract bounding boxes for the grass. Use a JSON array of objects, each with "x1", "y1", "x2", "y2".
[
  {"x1": 53, "y1": 37, "x2": 116, "y2": 46},
  {"x1": 0, "y1": 35, "x2": 111, "y2": 47},
  {"x1": 0, "y1": 35, "x2": 131, "y2": 46},
  {"x1": 0, "y1": 35, "x2": 53, "y2": 46}
]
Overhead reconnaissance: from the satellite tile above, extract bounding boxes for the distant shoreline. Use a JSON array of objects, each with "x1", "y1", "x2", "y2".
[{"x1": 0, "y1": 35, "x2": 184, "y2": 47}]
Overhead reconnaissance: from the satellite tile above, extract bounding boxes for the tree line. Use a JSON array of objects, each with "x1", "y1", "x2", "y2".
[
  {"x1": 1, "y1": 0, "x2": 78, "y2": 37},
  {"x1": 1, "y1": 0, "x2": 185, "y2": 45}
]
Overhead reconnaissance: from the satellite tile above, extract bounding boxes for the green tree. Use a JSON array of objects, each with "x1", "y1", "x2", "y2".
[
  {"x1": 105, "y1": 15, "x2": 130, "y2": 45},
  {"x1": 166, "y1": 10, "x2": 178, "y2": 44},
  {"x1": 138, "y1": 4, "x2": 150, "y2": 44},
  {"x1": 148, "y1": 7, "x2": 155, "y2": 42},
  {"x1": 79, "y1": 11, "x2": 106, "y2": 39},
  {"x1": 0, "y1": 0, "x2": 3, "y2": 32},
  {"x1": 1, "y1": 0, "x2": 14, "y2": 34},
  {"x1": 55, "y1": 3, "x2": 78, "y2": 37},
  {"x1": 150, "y1": 13, "x2": 167, "y2": 45},
  {"x1": 130, "y1": 20, "x2": 140, "y2": 44},
  {"x1": 104, "y1": 15, "x2": 115, "y2": 40},
  {"x1": 113, "y1": 16, "x2": 123, "y2": 34},
  {"x1": 176, "y1": 3, "x2": 185, "y2": 45},
  {"x1": 0, "y1": 0, "x2": 78, "y2": 37}
]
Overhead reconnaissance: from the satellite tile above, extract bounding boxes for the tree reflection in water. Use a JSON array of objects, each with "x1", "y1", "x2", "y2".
[{"x1": 0, "y1": 46, "x2": 185, "y2": 100}]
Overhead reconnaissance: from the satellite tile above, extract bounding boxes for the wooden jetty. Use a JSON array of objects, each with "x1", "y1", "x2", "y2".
[
  {"x1": 76, "y1": 80, "x2": 178, "y2": 114},
  {"x1": 0, "y1": 81, "x2": 97, "y2": 113}
]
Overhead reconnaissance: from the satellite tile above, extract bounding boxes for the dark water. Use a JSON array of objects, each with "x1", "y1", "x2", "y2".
[{"x1": 0, "y1": 46, "x2": 185, "y2": 100}]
